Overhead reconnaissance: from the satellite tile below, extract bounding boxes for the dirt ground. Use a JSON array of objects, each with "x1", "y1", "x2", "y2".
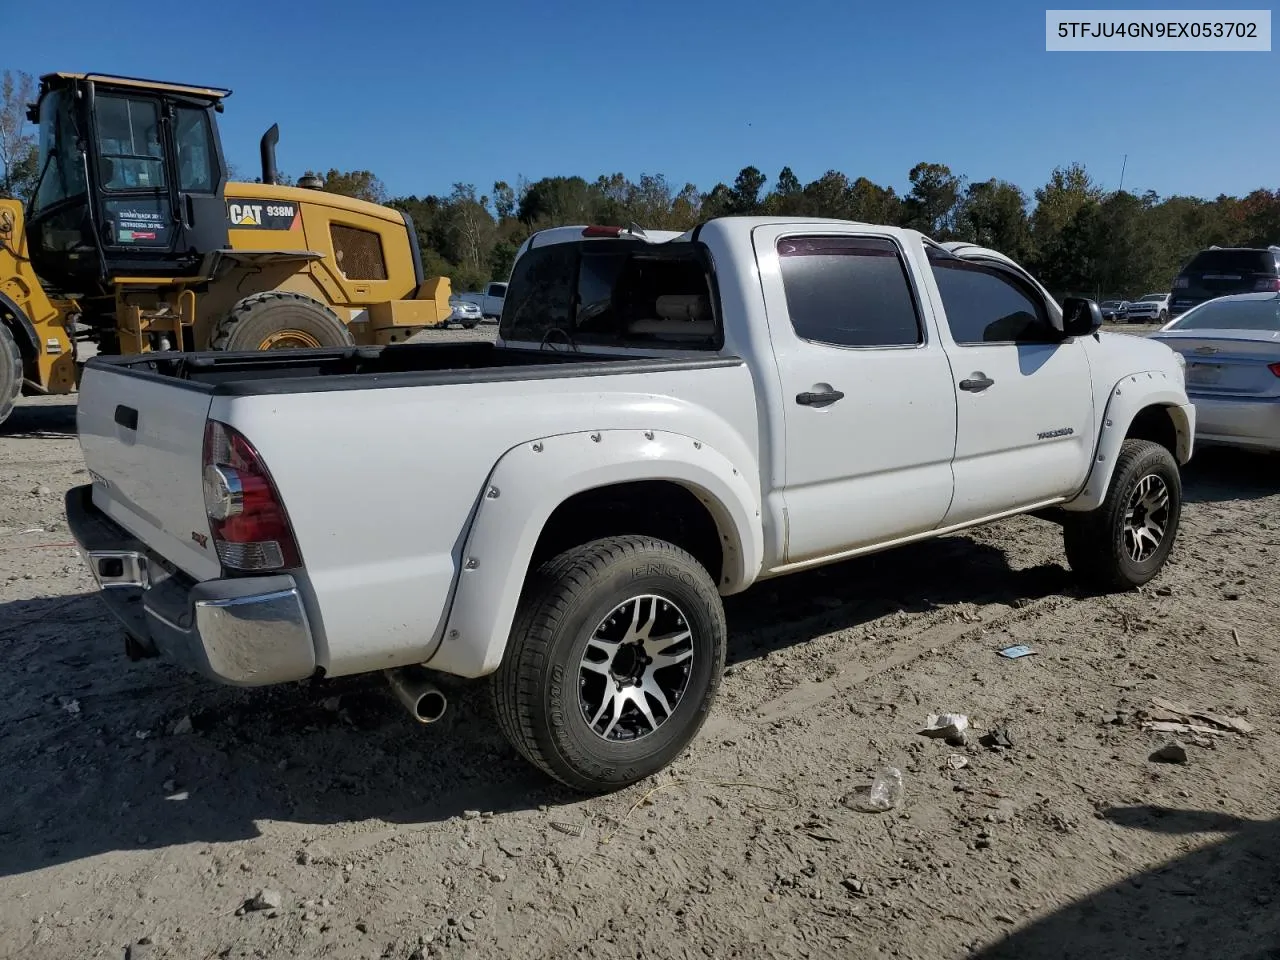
[{"x1": 3, "y1": 324, "x2": 1278, "y2": 960}]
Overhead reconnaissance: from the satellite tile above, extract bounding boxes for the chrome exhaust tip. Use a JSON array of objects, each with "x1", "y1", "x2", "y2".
[{"x1": 385, "y1": 667, "x2": 448, "y2": 724}]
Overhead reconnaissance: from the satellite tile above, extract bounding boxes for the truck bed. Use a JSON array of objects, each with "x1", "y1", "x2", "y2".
[{"x1": 85, "y1": 341, "x2": 741, "y2": 394}]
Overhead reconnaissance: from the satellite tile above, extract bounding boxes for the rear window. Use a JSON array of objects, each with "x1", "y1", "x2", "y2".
[
  {"x1": 1169, "y1": 298, "x2": 1280, "y2": 332},
  {"x1": 1184, "y1": 250, "x2": 1278, "y2": 275},
  {"x1": 499, "y1": 240, "x2": 719, "y2": 349}
]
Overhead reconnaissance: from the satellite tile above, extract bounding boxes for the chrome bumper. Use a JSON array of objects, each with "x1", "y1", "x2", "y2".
[{"x1": 65, "y1": 485, "x2": 318, "y2": 687}]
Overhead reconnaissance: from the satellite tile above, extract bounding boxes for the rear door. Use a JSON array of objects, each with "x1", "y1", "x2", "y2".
[
  {"x1": 77, "y1": 364, "x2": 221, "y2": 580},
  {"x1": 923, "y1": 246, "x2": 1096, "y2": 524},
  {"x1": 752, "y1": 225, "x2": 958, "y2": 565}
]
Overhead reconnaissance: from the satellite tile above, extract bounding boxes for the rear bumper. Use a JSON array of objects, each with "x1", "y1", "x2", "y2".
[
  {"x1": 1189, "y1": 394, "x2": 1280, "y2": 451},
  {"x1": 65, "y1": 485, "x2": 318, "y2": 686}
]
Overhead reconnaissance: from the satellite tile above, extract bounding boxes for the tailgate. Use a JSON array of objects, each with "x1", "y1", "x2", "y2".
[{"x1": 76, "y1": 363, "x2": 223, "y2": 581}]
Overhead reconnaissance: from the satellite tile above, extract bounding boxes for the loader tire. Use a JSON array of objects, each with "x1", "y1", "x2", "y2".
[
  {"x1": 0, "y1": 323, "x2": 21, "y2": 427},
  {"x1": 212, "y1": 291, "x2": 354, "y2": 352},
  {"x1": 491, "y1": 536, "x2": 726, "y2": 794},
  {"x1": 1062, "y1": 439, "x2": 1182, "y2": 592}
]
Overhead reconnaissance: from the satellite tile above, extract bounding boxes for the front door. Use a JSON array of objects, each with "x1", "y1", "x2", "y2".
[
  {"x1": 923, "y1": 247, "x2": 1096, "y2": 524},
  {"x1": 753, "y1": 226, "x2": 959, "y2": 567}
]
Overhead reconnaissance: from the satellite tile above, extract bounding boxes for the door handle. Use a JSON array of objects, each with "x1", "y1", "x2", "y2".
[
  {"x1": 114, "y1": 405, "x2": 138, "y2": 430},
  {"x1": 796, "y1": 390, "x2": 845, "y2": 407},
  {"x1": 958, "y1": 375, "x2": 995, "y2": 392}
]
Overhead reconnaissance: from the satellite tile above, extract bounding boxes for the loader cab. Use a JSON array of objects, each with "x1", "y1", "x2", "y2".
[{"x1": 24, "y1": 72, "x2": 231, "y2": 293}]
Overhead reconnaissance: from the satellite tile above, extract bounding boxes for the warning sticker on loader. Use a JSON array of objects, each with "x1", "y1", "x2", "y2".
[{"x1": 226, "y1": 201, "x2": 301, "y2": 230}]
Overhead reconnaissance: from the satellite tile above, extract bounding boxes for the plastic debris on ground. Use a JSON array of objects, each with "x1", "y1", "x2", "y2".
[{"x1": 841, "y1": 767, "x2": 904, "y2": 813}]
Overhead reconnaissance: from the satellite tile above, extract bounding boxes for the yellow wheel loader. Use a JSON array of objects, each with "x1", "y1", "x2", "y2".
[{"x1": 0, "y1": 71, "x2": 454, "y2": 425}]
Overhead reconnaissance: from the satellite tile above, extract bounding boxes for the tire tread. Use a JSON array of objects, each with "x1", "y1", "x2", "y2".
[{"x1": 490, "y1": 535, "x2": 723, "y2": 791}]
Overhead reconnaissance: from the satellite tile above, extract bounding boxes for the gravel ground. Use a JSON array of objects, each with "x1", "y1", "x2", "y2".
[{"x1": 3, "y1": 324, "x2": 1278, "y2": 960}]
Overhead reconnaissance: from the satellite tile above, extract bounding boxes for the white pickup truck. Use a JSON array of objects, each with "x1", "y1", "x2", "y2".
[
  {"x1": 66, "y1": 217, "x2": 1195, "y2": 793},
  {"x1": 454, "y1": 281, "x2": 507, "y2": 319}
]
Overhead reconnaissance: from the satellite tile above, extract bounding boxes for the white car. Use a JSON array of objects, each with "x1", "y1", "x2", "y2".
[
  {"x1": 1125, "y1": 293, "x2": 1170, "y2": 324},
  {"x1": 454, "y1": 282, "x2": 507, "y2": 320},
  {"x1": 442, "y1": 297, "x2": 482, "y2": 329},
  {"x1": 1150, "y1": 292, "x2": 1280, "y2": 451},
  {"x1": 65, "y1": 216, "x2": 1194, "y2": 793}
]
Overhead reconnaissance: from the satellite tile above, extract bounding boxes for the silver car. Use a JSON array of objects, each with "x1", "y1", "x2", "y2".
[
  {"x1": 1150, "y1": 292, "x2": 1280, "y2": 452},
  {"x1": 444, "y1": 297, "x2": 483, "y2": 330}
]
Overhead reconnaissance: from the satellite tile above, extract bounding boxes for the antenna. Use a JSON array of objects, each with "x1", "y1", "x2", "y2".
[{"x1": 1118, "y1": 154, "x2": 1128, "y2": 194}]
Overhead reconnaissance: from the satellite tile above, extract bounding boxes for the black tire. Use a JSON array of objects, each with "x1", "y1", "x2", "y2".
[
  {"x1": 462, "y1": 321, "x2": 478, "y2": 330},
  {"x1": 1063, "y1": 439, "x2": 1182, "y2": 591},
  {"x1": 211, "y1": 291, "x2": 353, "y2": 351},
  {"x1": 0, "y1": 323, "x2": 21, "y2": 426},
  {"x1": 1158, "y1": 310, "x2": 1168, "y2": 324},
  {"x1": 491, "y1": 536, "x2": 726, "y2": 793}
]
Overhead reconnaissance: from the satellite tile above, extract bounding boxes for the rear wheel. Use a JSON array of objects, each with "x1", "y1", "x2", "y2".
[
  {"x1": 491, "y1": 536, "x2": 726, "y2": 793},
  {"x1": 1063, "y1": 439, "x2": 1182, "y2": 591},
  {"x1": 212, "y1": 291, "x2": 353, "y2": 352},
  {"x1": 0, "y1": 323, "x2": 21, "y2": 426}
]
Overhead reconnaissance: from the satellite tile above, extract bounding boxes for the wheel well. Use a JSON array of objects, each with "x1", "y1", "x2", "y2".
[
  {"x1": 1126, "y1": 405, "x2": 1178, "y2": 456},
  {"x1": 530, "y1": 481, "x2": 725, "y2": 583}
]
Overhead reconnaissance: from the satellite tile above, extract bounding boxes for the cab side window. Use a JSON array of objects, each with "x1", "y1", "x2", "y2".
[
  {"x1": 928, "y1": 251, "x2": 1057, "y2": 344},
  {"x1": 777, "y1": 236, "x2": 923, "y2": 348}
]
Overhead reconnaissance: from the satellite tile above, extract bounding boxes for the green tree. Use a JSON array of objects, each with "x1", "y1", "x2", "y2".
[
  {"x1": 443, "y1": 182, "x2": 497, "y2": 276},
  {"x1": 517, "y1": 175, "x2": 597, "y2": 226},
  {"x1": 957, "y1": 179, "x2": 1032, "y2": 260},
  {"x1": 764, "y1": 166, "x2": 804, "y2": 215},
  {"x1": 900, "y1": 162, "x2": 963, "y2": 237},
  {"x1": 727, "y1": 166, "x2": 767, "y2": 215},
  {"x1": 308, "y1": 168, "x2": 387, "y2": 204},
  {"x1": 492, "y1": 180, "x2": 516, "y2": 221}
]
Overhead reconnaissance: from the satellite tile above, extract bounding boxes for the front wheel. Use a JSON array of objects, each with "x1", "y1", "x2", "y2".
[
  {"x1": 1062, "y1": 439, "x2": 1182, "y2": 591},
  {"x1": 1158, "y1": 310, "x2": 1168, "y2": 324},
  {"x1": 0, "y1": 323, "x2": 21, "y2": 427},
  {"x1": 491, "y1": 536, "x2": 726, "y2": 793}
]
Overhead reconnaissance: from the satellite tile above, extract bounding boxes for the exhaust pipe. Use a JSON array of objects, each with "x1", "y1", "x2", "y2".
[
  {"x1": 259, "y1": 123, "x2": 280, "y2": 186},
  {"x1": 385, "y1": 667, "x2": 448, "y2": 724}
]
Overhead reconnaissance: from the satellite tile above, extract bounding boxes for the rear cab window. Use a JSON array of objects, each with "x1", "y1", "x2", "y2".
[
  {"x1": 499, "y1": 240, "x2": 720, "y2": 350},
  {"x1": 776, "y1": 236, "x2": 923, "y2": 347}
]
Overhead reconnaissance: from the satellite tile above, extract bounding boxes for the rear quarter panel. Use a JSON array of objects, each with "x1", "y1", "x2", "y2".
[{"x1": 213, "y1": 363, "x2": 761, "y2": 678}]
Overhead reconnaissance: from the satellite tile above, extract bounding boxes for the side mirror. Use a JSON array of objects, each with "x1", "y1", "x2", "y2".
[{"x1": 1061, "y1": 297, "x2": 1103, "y2": 337}]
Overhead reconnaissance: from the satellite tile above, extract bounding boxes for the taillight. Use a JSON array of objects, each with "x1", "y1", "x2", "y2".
[
  {"x1": 202, "y1": 420, "x2": 301, "y2": 572},
  {"x1": 1254, "y1": 278, "x2": 1280, "y2": 292},
  {"x1": 582, "y1": 225, "x2": 624, "y2": 238},
  {"x1": 1268, "y1": 362, "x2": 1280, "y2": 378},
  {"x1": 1173, "y1": 277, "x2": 1189, "y2": 289}
]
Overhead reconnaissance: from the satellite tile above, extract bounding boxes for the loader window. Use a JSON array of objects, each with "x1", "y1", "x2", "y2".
[
  {"x1": 33, "y1": 90, "x2": 86, "y2": 211},
  {"x1": 174, "y1": 107, "x2": 215, "y2": 193},
  {"x1": 95, "y1": 96, "x2": 165, "y2": 191}
]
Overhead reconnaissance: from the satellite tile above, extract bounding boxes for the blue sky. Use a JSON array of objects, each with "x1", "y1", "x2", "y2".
[{"x1": 6, "y1": 0, "x2": 1276, "y2": 204}]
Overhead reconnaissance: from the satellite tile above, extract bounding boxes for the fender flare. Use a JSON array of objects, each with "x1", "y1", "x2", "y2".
[
  {"x1": 425, "y1": 428, "x2": 764, "y2": 678},
  {"x1": 0, "y1": 292, "x2": 40, "y2": 372},
  {"x1": 1061, "y1": 369, "x2": 1195, "y2": 513}
]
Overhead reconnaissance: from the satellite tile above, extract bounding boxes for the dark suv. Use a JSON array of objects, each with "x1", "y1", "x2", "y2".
[{"x1": 1170, "y1": 246, "x2": 1280, "y2": 318}]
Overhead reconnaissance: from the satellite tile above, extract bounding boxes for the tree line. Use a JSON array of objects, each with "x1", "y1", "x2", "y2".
[
  {"x1": 389, "y1": 163, "x2": 1280, "y2": 301},
  {"x1": 3, "y1": 69, "x2": 1277, "y2": 301}
]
